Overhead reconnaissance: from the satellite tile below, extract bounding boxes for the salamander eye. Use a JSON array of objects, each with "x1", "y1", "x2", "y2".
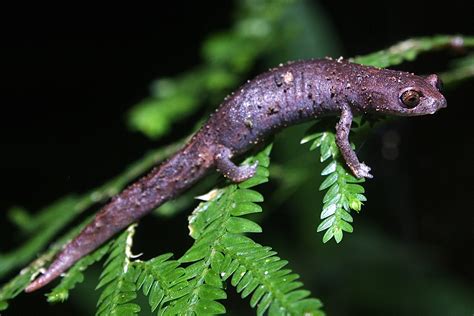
[{"x1": 400, "y1": 89, "x2": 421, "y2": 108}]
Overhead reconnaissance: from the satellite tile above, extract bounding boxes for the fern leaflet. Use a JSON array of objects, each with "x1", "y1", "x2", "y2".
[
  {"x1": 219, "y1": 234, "x2": 324, "y2": 316},
  {"x1": 96, "y1": 225, "x2": 140, "y2": 316},
  {"x1": 131, "y1": 254, "x2": 191, "y2": 313},
  {"x1": 302, "y1": 126, "x2": 367, "y2": 243}
]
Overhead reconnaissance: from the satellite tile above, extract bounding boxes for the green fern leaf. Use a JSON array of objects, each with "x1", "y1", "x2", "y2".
[
  {"x1": 220, "y1": 234, "x2": 324, "y2": 316},
  {"x1": 96, "y1": 225, "x2": 140, "y2": 316},
  {"x1": 353, "y1": 35, "x2": 473, "y2": 68},
  {"x1": 131, "y1": 254, "x2": 190, "y2": 313},
  {"x1": 303, "y1": 126, "x2": 367, "y2": 244},
  {"x1": 167, "y1": 144, "x2": 323, "y2": 315},
  {"x1": 143, "y1": 145, "x2": 272, "y2": 315}
]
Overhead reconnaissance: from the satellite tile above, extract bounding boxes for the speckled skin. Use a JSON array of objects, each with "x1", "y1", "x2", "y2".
[{"x1": 26, "y1": 59, "x2": 446, "y2": 292}]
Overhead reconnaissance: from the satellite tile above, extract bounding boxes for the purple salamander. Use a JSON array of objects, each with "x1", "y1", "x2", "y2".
[{"x1": 26, "y1": 58, "x2": 446, "y2": 292}]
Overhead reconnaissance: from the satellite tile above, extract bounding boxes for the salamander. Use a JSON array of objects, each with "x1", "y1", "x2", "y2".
[{"x1": 25, "y1": 58, "x2": 446, "y2": 292}]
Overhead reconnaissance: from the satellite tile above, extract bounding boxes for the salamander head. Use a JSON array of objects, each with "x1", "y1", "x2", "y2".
[{"x1": 355, "y1": 69, "x2": 447, "y2": 116}]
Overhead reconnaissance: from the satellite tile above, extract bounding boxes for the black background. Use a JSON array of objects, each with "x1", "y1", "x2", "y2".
[{"x1": 0, "y1": 1, "x2": 473, "y2": 315}]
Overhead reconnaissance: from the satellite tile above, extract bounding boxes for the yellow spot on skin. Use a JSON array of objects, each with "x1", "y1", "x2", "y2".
[{"x1": 283, "y1": 71, "x2": 293, "y2": 84}]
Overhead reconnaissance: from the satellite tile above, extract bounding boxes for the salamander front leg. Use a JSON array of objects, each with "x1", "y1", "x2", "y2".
[
  {"x1": 335, "y1": 105, "x2": 373, "y2": 179},
  {"x1": 215, "y1": 146, "x2": 258, "y2": 183}
]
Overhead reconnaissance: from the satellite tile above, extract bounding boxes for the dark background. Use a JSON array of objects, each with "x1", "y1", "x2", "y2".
[{"x1": 0, "y1": 1, "x2": 473, "y2": 315}]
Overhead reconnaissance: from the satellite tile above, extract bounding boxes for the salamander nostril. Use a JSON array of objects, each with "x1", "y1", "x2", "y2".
[
  {"x1": 425, "y1": 74, "x2": 443, "y2": 92},
  {"x1": 435, "y1": 78, "x2": 444, "y2": 92}
]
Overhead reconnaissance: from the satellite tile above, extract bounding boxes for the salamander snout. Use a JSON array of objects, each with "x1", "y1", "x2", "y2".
[{"x1": 426, "y1": 96, "x2": 447, "y2": 115}]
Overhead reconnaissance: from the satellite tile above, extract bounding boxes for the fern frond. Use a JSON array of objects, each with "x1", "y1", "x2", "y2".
[
  {"x1": 166, "y1": 191, "x2": 234, "y2": 314},
  {"x1": 302, "y1": 128, "x2": 366, "y2": 243},
  {"x1": 220, "y1": 234, "x2": 324, "y2": 316},
  {"x1": 130, "y1": 253, "x2": 190, "y2": 313},
  {"x1": 96, "y1": 225, "x2": 140, "y2": 316},
  {"x1": 140, "y1": 146, "x2": 270, "y2": 315},
  {"x1": 353, "y1": 35, "x2": 474, "y2": 68},
  {"x1": 161, "y1": 144, "x2": 323, "y2": 315},
  {"x1": 160, "y1": 257, "x2": 227, "y2": 315},
  {"x1": 46, "y1": 242, "x2": 111, "y2": 303}
]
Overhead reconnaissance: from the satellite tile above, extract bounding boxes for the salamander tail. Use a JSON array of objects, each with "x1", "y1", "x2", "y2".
[{"x1": 25, "y1": 141, "x2": 212, "y2": 292}]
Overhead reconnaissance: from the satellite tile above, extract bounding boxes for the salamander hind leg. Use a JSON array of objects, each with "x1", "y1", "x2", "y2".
[{"x1": 215, "y1": 146, "x2": 258, "y2": 183}]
